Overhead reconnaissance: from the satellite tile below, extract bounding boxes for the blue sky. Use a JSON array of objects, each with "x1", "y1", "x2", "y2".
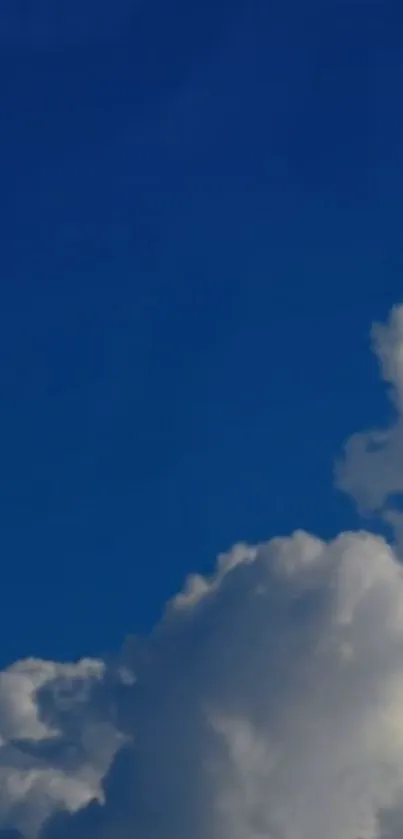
[{"x1": 0, "y1": 0, "x2": 402, "y2": 669}]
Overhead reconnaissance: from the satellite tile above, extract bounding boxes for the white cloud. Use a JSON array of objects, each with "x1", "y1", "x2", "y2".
[
  {"x1": 3, "y1": 307, "x2": 403, "y2": 838},
  {"x1": 0, "y1": 658, "x2": 124, "y2": 837},
  {"x1": 336, "y1": 304, "x2": 403, "y2": 520},
  {"x1": 39, "y1": 529, "x2": 403, "y2": 839}
]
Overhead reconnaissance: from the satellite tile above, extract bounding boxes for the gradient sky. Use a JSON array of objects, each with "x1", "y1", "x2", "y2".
[{"x1": 0, "y1": 0, "x2": 402, "y2": 667}]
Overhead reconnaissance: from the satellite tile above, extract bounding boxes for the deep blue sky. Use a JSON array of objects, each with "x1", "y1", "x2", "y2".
[{"x1": 0, "y1": 0, "x2": 402, "y2": 665}]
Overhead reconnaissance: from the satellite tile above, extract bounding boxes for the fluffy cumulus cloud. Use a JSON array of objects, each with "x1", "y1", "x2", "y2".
[
  {"x1": 0, "y1": 658, "x2": 125, "y2": 837},
  {"x1": 3, "y1": 306, "x2": 403, "y2": 839}
]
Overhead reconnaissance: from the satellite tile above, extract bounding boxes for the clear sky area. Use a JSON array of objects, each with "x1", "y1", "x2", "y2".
[{"x1": 1, "y1": 2, "x2": 403, "y2": 837}]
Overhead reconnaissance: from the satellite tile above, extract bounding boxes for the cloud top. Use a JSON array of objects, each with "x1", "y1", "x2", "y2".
[
  {"x1": 38, "y1": 528, "x2": 403, "y2": 839},
  {"x1": 0, "y1": 658, "x2": 124, "y2": 837},
  {"x1": 3, "y1": 306, "x2": 403, "y2": 838}
]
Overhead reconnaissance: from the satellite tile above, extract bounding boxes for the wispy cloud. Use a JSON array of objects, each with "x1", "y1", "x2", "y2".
[{"x1": 336, "y1": 304, "x2": 403, "y2": 534}]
